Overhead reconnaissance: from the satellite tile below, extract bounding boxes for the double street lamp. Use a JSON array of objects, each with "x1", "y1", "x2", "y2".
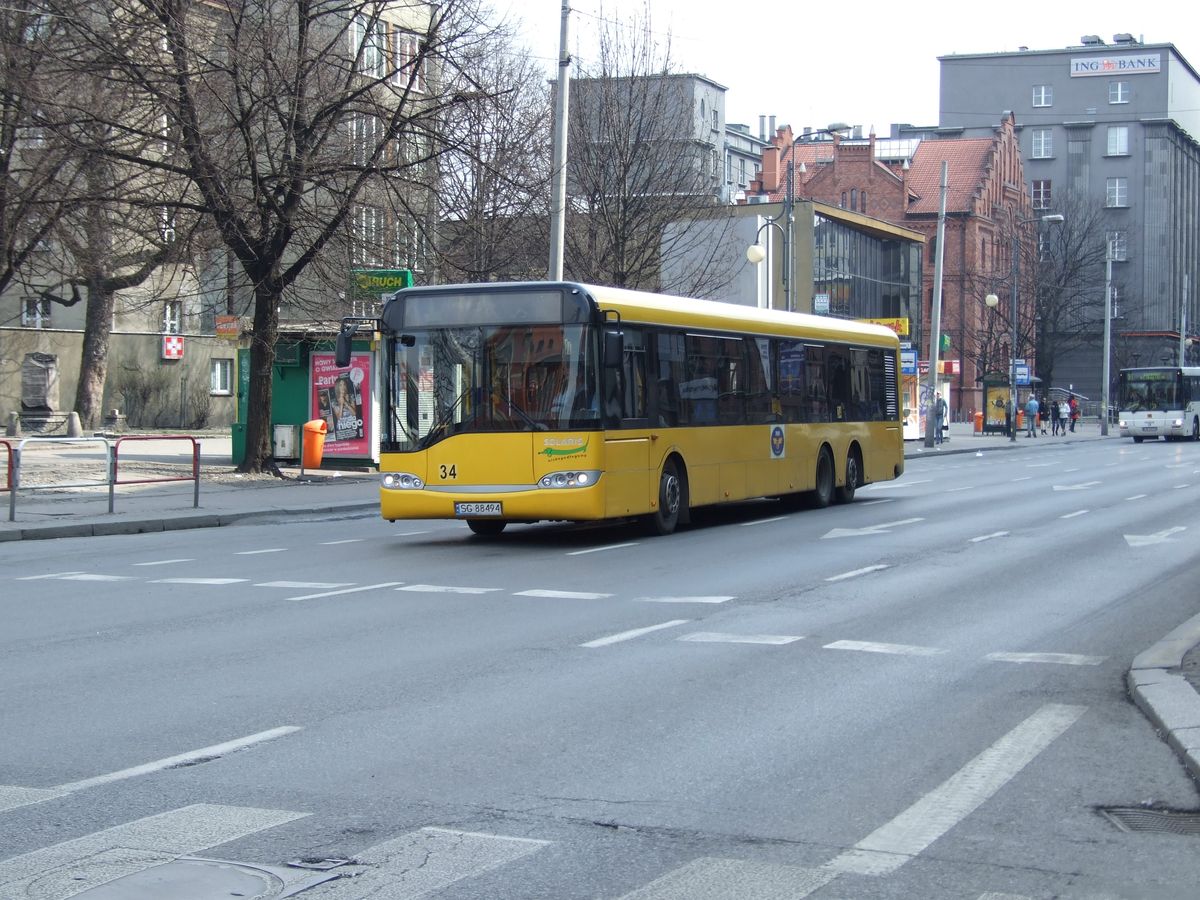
[
  {"x1": 746, "y1": 124, "x2": 850, "y2": 311},
  {"x1": 985, "y1": 212, "x2": 1064, "y2": 441}
]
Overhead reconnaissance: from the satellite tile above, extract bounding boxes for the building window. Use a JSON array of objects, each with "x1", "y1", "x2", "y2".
[
  {"x1": 1032, "y1": 85, "x2": 1052, "y2": 107},
  {"x1": 210, "y1": 358, "x2": 233, "y2": 395},
  {"x1": 1106, "y1": 125, "x2": 1129, "y2": 156},
  {"x1": 850, "y1": 188, "x2": 857, "y2": 211},
  {"x1": 711, "y1": 108, "x2": 718, "y2": 131},
  {"x1": 22, "y1": 296, "x2": 51, "y2": 328},
  {"x1": 391, "y1": 29, "x2": 424, "y2": 92},
  {"x1": 1107, "y1": 230, "x2": 1128, "y2": 261},
  {"x1": 1109, "y1": 81, "x2": 1130, "y2": 104},
  {"x1": 711, "y1": 149, "x2": 719, "y2": 177},
  {"x1": 1032, "y1": 179, "x2": 1052, "y2": 209},
  {"x1": 861, "y1": 191, "x2": 867, "y2": 214},
  {"x1": 840, "y1": 191, "x2": 847, "y2": 208},
  {"x1": 162, "y1": 301, "x2": 182, "y2": 334},
  {"x1": 1031, "y1": 128, "x2": 1053, "y2": 158},
  {"x1": 350, "y1": 14, "x2": 387, "y2": 77},
  {"x1": 1106, "y1": 177, "x2": 1128, "y2": 207},
  {"x1": 160, "y1": 207, "x2": 177, "y2": 243},
  {"x1": 353, "y1": 205, "x2": 381, "y2": 265}
]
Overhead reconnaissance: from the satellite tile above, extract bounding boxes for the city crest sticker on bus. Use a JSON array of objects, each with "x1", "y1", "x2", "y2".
[
  {"x1": 540, "y1": 437, "x2": 590, "y2": 459},
  {"x1": 770, "y1": 425, "x2": 786, "y2": 459}
]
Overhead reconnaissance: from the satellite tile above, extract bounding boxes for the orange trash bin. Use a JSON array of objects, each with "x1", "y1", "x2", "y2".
[
  {"x1": 302, "y1": 419, "x2": 327, "y2": 469},
  {"x1": 974, "y1": 412, "x2": 983, "y2": 434}
]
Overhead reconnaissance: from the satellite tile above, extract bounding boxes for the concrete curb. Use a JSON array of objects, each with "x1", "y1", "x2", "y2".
[
  {"x1": 1127, "y1": 611, "x2": 1200, "y2": 784},
  {"x1": 1, "y1": 501, "x2": 379, "y2": 543}
]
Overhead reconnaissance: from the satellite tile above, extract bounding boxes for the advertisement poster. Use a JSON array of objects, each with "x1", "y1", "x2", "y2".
[{"x1": 311, "y1": 352, "x2": 371, "y2": 458}]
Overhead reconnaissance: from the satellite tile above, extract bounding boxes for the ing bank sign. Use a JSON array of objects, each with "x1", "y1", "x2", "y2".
[{"x1": 1071, "y1": 53, "x2": 1161, "y2": 77}]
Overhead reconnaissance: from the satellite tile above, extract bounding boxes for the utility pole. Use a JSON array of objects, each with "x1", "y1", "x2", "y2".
[
  {"x1": 923, "y1": 161, "x2": 948, "y2": 449},
  {"x1": 547, "y1": 1, "x2": 571, "y2": 281}
]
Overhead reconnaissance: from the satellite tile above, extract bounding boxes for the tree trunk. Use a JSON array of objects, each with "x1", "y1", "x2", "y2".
[
  {"x1": 73, "y1": 279, "x2": 117, "y2": 430},
  {"x1": 237, "y1": 278, "x2": 281, "y2": 475}
]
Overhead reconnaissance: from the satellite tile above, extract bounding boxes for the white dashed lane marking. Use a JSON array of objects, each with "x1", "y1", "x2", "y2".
[
  {"x1": 515, "y1": 589, "x2": 613, "y2": 600},
  {"x1": 636, "y1": 595, "x2": 735, "y2": 604},
  {"x1": 255, "y1": 581, "x2": 353, "y2": 590},
  {"x1": 825, "y1": 640, "x2": 946, "y2": 657},
  {"x1": 288, "y1": 583, "x2": 404, "y2": 601},
  {"x1": 678, "y1": 632, "x2": 803, "y2": 645},
  {"x1": 397, "y1": 584, "x2": 503, "y2": 594},
  {"x1": 581, "y1": 621, "x2": 690, "y2": 648},
  {"x1": 826, "y1": 565, "x2": 889, "y2": 582},
  {"x1": 986, "y1": 652, "x2": 1105, "y2": 666},
  {"x1": 150, "y1": 578, "x2": 247, "y2": 585},
  {"x1": 132, "y1": 559, "x2": 195, "y2": 566}
]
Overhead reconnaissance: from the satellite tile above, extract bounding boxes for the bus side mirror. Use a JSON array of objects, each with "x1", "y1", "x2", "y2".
[
  {"x1": 604, "y1": 330, "x2": 623, "y2": 368},
  {"x1": 335, "y1": 327, "x2": 354, "y2": 368}
]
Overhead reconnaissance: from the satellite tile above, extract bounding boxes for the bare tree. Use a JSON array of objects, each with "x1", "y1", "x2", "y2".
[
  {"x1": 435, "y1": 30, "x2": 551, "y2": 282},
  {"x1": 0, "y1": 5, "x2": 83, "y2": 303},
  {"x1": 76, "y1": 0, "x2": 495, "y2": 473},
  {"x1": 563, "y1": 6, "x2": 735, "y2": 294}
]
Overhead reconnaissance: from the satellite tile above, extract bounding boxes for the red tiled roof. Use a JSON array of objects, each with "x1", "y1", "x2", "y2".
[{"x1": 906, "y1": 139, "x2": 993, "y2": 214}]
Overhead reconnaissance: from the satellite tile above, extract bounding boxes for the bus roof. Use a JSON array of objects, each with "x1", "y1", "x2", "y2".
[{"x1": 575, "y1": 283, "x2": 901, "y2": 347}]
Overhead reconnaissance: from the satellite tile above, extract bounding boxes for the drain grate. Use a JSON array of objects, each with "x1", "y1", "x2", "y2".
[{"x1": 1099, "y1": 806, "x2": 1200, "y2": 835}]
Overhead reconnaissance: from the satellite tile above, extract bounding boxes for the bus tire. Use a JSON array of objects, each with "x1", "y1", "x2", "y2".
[
  {"x1": 467, "y1": 519, "x2": 507, "y2": 537},
  {"x1": 835, "y1": 448, "x2": 861, "y2": 504},
  {"x1": 810, "y1": 447, "x2": 835, "y2": 509},
  {"x1": 646, "y1": 459, "x2": 684, "y2": 535},
  {"x1": 1192, "y1": 418, "x2": 1199, "y2": 441},
  {"x1": 1132, "y1": 436, "x2": 1144, "y2": 443}
]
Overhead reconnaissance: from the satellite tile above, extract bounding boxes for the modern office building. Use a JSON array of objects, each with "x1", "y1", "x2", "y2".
[{"x1": 937, "y1": 35, "x2": 1200, "y2": 397}]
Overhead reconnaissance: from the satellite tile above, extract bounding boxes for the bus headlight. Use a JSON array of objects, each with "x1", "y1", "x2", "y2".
[
  {"x1": 1119, "y1": 418, "x2": 1128, "y2": 428},
  {"x1": 539, "y1": 470, "x2": 600, "y2": 489},
  {"x1": 1172, "y1": 417, "x2": 1184, "y2": 428},
  {"x1": 381, "y1": 472, "x2": 424, "y2": 490}
]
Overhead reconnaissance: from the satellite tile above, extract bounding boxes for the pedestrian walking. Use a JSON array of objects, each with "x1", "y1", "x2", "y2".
[
  {"x1": 1059, "y1": 400, "x2": 1070, "y2": 435},
  {"x1": 1039, "y1": 394, "x2": 1049, "y2": 434},
  {"x1": 934, "y1": 395, "x2": 947, "y2": 445},
  {"x1": 1050, "y1": 397, "x2": 1062, "y2": 435},
  {"x1": 1024, "y1": 395, "x2": 1040, "y2": 438},
  {"x1": 1068, "y1": 395, "x2": 1079, "y2": 432}
]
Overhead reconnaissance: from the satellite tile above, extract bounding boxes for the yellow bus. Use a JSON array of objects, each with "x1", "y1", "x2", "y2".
[{"x1": 336, "y1": 281, "x2": 904, "y2": 536}]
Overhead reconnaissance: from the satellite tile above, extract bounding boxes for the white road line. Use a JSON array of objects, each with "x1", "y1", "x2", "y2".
[
  {"x1": 0, "y1": 804, "x2": 308, "y2": 894},
  {"x1": 617, "y1": 857, "x2": 835, "y2": 900},
  {"x1": 0, "y1": 785, "x2": 66, "y2": 814},
  {"x1": 1126, "y1": 494, "x2": 1147, "y2": 500},
  {"x1": 858, "y1": 498, "x2": 895, "y2": 506},
  {"x1": 863, "y1": 478, "x2": 931, "y2": 490},
  {"x1": 679, "y1": 632, "x2": 803, "y2": 645},
  {"x1": 970, "y1": 531, "x2": 1009, "y2": 543},
  {"x1": 1011, "y1": 476, "x2": 1033, "y2": 482},
  {"x1": 636, "y1": 595, "x2": 735, "y2": 604},
  {"x1": 320, "y1": 539, "x2": 363, "y2": 545},
  {"x1": 1026, "y1": 463, "x2": 1053, "y2": 468},
  {"x1": 314, "y1": 826, "x2": 549, "y2": 899},
  {"x1": 151, "y1": 577, "x2": 248, "y2": 585},
  {"x1": 1175, "y1": 483, "x2": 1192, "y2": 489},
  {"x1": 236, "y1": 548, "x2": 287, "y2": 555},
  {"x1": 824, "y1": 640, "x2": 946, "y2": 657},
  {"x1": 15, "y1": 572, "x2": 84, "y2": 580},
  {"x1": 1060, "y1": 510, "x2": 1089, "y2": 519},
  {"x1": 741, "y1": 515, "x2": 788, "y2": 526},
  {"x1": 133, "y1": 559, "x2": 195, "y2": 567},
  {"x1": 826, "y1": 565, "x2": 889, "y2": 582},
  {"x1": 58, "y1": 574, "x2": 138, "y2": 582},
  {"x1": 986, "y1": 652, "x2": 1105, "y2": 666},
  {"x1": 567, "y1": 542, "x2": 639, "y2": 555},
  {"x1": 395, "y1": 530, "x2": 431, "y2": 536},
  {"x1": 397, "y1": 584, "x2": 503, "y2": 594},
  {"x1": 515, "y1": 589, "x2": 613, "y2": 600},
  {"x1": 581, "y1": 620, "x2": 690, "y2": 648},
  {"x1": 824, "y1": 704, "x2": 1085, "y2": 877},
  {"x1": 289, "y1": 582, "x2": 404, "y2": 601},
  {"x1": 56, "y1": 727, "x2": 302, "y2": 793},
  {"x1": 943, "y1": 486, "x2": 974, "y2": 493},
  {"x1": 255, "y1": 581, "x2": 354, "y2": 589},
  {"x1": 1064, "y1": 467, "x2": 1081, "y2": 473}
]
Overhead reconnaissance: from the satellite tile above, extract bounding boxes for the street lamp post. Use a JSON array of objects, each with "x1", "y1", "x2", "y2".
[
  {"x1": 1101, "y1": 238, "x2": 1113, "y2": 435},
  {"x1": 747, "y1": 123, "x2": 848, "y2": 312},
  {"x1": 990, "y1": 213, "x2": 1063, "y2": 442},
  {"x1": 746, "y1": 218, "x2": 786, "y2": 309}
]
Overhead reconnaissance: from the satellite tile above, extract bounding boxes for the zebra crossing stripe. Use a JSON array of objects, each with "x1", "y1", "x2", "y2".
[
  {"x1": 617, "y1": 857, "x2": 836, "y2": 899},
  {"x1": 0, "y1": 803, "x2": 307, "y2": 898},
  {"x1": 0, "y1": 785, "x2": 65, "y2": 814},
  {"x1": 313, "y1": 826, "x2": 548, "y2": 898}
]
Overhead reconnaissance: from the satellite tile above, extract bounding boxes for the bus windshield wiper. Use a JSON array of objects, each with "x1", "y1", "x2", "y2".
[{"x1": 418, "y1": 386, "x2": 474, "y2": 449}]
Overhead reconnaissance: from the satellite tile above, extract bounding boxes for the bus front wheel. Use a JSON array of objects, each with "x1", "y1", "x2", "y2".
[
  {"x1": 467, "y1": 519, "x2": 507, "y2": 537},
  {"x1": 646, "y1": 460, "x2": 684, "y2": 535}
]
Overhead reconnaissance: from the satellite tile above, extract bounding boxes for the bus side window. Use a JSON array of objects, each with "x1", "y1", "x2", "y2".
[
  {"x1": 653, "y1": 331, "x2": 685, "y2": 426},
  {"x1": 605, "y1": 327, "x2": 647, "y2": 425}
]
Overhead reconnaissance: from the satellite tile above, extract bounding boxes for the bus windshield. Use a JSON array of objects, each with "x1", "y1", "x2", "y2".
[
  {"x1": 1118, "y1": 370, "x2": 1179, "y2": 412},
  {"x1": 385, "y1": 323, "x2": 600, "y2": 450}
]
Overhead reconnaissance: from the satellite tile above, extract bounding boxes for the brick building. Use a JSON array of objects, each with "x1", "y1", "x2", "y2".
[{"x1": 749, "y1": 116, "x2": 1031, "y2": 418}]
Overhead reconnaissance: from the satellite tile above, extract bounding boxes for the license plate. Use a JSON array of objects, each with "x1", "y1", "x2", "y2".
[
  {"x1": 455, "y1": 502, "x2": 502, "y2": 517},
  {"x1": 1141, "y1": 425, "x2": 1156, "y2": 431}
]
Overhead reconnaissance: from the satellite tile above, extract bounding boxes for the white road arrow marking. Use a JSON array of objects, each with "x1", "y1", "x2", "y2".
[
  {"x1": 1124, "y1": 526, "x2": 1187, "y2": 547},
  {"x1": 822, "y1": 517, "x2": 924, "y2": 539},
  {"x1": 1052, "y1": 481, "x2": 1101, "y2": 491}
]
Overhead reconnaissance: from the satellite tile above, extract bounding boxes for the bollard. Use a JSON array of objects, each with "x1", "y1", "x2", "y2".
[
  {"x1": 5, "y1": 412, "x2": 19, "y2": 437},
  {"x1": 66, "y1": 411, "x2": 82, "y2": 437}
]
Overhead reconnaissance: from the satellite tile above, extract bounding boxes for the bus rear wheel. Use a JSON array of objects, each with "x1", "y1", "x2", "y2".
[
  {"x1": 645, "y1": 460, "x2": 684, "y2": 535},
  {"x1": 1192, "y1": 418, "x2": 1199, "y2": 441},
  {"x1": 467, "y1": 519, "x2": 507, "y2": 537},
  {"x1": 835, "y1": 449, "x2": 861, "y2": 504},
  {"x1": 810, "y1": 447, "x2": 835, "y2": 508}
]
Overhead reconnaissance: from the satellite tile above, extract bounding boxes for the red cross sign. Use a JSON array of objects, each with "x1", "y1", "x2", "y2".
[{"x1": 162, "y1": 335, "x2": 185, "y2": 359}]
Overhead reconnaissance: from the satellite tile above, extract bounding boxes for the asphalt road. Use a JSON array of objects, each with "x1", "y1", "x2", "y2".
[{"x1": 2, "y1": 437, "x2": 1199, "y2": 899}]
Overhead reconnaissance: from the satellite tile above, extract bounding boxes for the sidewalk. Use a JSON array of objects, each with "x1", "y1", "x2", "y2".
[{"x1": 4, "y1": 423, "x2": 1198, "y2": 787}]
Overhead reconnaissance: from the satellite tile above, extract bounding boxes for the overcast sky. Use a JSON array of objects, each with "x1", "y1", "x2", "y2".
[{"x1": 497, "y1": 0, "x2": 1193, "y2": 138}]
